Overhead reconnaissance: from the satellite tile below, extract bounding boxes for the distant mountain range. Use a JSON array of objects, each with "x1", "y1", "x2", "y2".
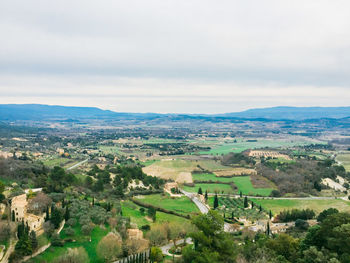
[
  {"x1": 218, "y1": 106, "x2": 350, "y2": 120},
  {"x1": 1, "y1": 104, "x2": 350, "y2": 121}
]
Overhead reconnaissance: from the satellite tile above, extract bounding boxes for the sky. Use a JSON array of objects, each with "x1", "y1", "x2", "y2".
[{"x1": 0, "y1": 0, "x2": 349, "y2": 113}]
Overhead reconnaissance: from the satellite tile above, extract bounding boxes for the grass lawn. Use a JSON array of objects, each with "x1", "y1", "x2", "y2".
[
  {"x1": 251, "y1": 198, "x2": 350, "y2": 215},
  {"x1": 138, "y1": 194, "x2": 200, "y2": 216},
  {"x1": 122, "y1": 200, "x2": 188, "y2": 228},
  {"x1": 31, "y1": 225, "x2": 109, "y2": 263},
  {"x1": 231, "y1": 176, "x2": 273, "y2": 196},
  {"x1": 42, "y1": 156, "x2": 76, "y2": 168},
  {"x1": 192, "y1": 173, "x2": 235, "y2": 183},
  {"x1": 183, "y1": 183, "x2": 235, "y2": 194}
]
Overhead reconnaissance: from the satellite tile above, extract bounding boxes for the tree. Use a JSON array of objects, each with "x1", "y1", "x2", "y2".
[
  {"x1": 213, "y1": 194, "x2": 219, "y2": 209},
  {"x1": 240, "y1": 191, "x2": 242, "y2": 198},
  {"x1": 11, "y1": 210, "x2": 15, "y2": 222},
  {"x1": 51, "y1": 233, "x2": 64, "y2": 247},
  {"x1": 266, "y1": 233, "x2": 299, "y2": 261},
  {"x1": 53, "y1": 247, "x2": 88, "y2": 263},
  {"x1": 266, "y1": 222, "x2": 270, "y2": 236},
  {"x1": 317, "y1": 208, "x2": 339, "y2": 222},
  {"x1": 184, "y1": 210, "x2": 237, "y2": 263},
  {"x1": 198, "y1": 187, "x2": 203, "y2": 195},
  {"x1": 244, "y1": 196, "x2": 248, "y2": 208},
  {"x1": 204, "y1": 190, "x2": 208, "y2": 202},
  {"x1": 65, "y1": 226, "x2": 75, "y2": 237},
  {"x1": 150, "y1": 247, "x2": 163, "y2": 262},
  {"x1": 269, "y1": 210, "x2": 272, "y2": 219},
  {"x1": 148, "y1": 207, "x2": 156, "y2": 222},
  {"x1": 295, "y1": 219, "x2": 309, "y2": 230},
  {"x1": 45, "y1": 206, "x2": 50, "y2": 221},
  {"x1": 81, "y1": 224, "x2": 93, "y2": 236},
  {"x1": 96, "y1": 232, "x2": 122, "y2": 262},
  {"x1": 51, "y1": 207, "x2": 63, "y2": 229},
  {"x1": 27, "y1": 192, "x2": 52, "y2": 215},
  {"x1": 64, "y1": 206, "x2": 70, "y2": 221},
  {"x1": 146, "y1": 225, "x2": 167, "y2": 246},
  {"x1": 29, "y1": 230, "x2": 38, "y2": 251}
]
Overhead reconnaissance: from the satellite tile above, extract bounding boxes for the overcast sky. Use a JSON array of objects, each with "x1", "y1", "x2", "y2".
[{"x1": 0, "y1": 0, "x2": 349, "y2": 113}]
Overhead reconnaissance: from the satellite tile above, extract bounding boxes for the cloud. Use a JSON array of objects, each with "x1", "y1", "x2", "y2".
[{"x1": 0, "y1": 0, "x2": 349, "y2": 112}]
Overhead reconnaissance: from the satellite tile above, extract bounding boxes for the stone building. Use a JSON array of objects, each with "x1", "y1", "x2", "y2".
[{"x1": 11, "y1": 193, "x2": 45, "y2": 232}]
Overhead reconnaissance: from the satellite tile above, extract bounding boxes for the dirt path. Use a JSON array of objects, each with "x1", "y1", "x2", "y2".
[
  {"x1": 0, "y1": 238, "x2": 16, "y2": 263},
  {"x1": 21, "y1": 220, "x2": 65, "y2": 262}
]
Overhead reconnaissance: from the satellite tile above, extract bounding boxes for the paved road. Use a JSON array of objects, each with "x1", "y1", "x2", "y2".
[
  {"x1": 181, "y1": 190, "x2": 209, "y2": 214},
  {"x1": 161, "y1": 238, "x2": 192, "y2": 257},
  {"x1": 66, "y1": 158, "x2": 89, "y2": 171},
  {"x1": 207, "y1": 193, "x2": 348, "y2": 201},
  {"x1": 180, "y1": 189, "x2": 232, "y2": 231}
]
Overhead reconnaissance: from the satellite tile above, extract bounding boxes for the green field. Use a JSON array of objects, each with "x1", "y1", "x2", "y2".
[
  {"x1": 192, "y1": 173, "x2": 235, "y2": 183},
  {"x1": 186, "y1": 175, "x2": 273, "y2": 196},
  {"x1": 122, "y1": 200, "x2": 187, "y2": 227},
  {"x1": 138, "y1": 194, "x2": 200, "y2": 216},
  {"x1": 31, "y1": 225, "x2": 109, "y2": 263},
  {"x1": 183, "y1": 183, "x2": 235, "y2": 194},
  {"x1": 199, "y1": 138, "x2": 320, "y2": 155},
  {"x1": 231, "y1": 176, "x2": 273, "y2": 196},
  {"x1": 42, "y1": 157, "x2": 73, "y2": 168},
  {"x1": 336, "y1": 152, "x2": 350, "y2": 171},
  {"x1": 251, "y1": 198, "x2": 350, "y2": 214}
]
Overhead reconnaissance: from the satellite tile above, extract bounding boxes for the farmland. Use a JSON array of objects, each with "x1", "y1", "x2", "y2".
[
  {"x1": 198, "y1": 138, "x2": 321, "y2": 155},
  {"x1": 135, "y1": 194, "x2": 200, "y2": 216},
  {"x1": 251, "y1": 198, "x2": 350, "y2": 214}
]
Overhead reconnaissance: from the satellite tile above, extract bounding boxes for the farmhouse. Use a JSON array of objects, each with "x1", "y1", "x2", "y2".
[{"x1": 11, "y1": 193, "x2": 45, "y2": 232}]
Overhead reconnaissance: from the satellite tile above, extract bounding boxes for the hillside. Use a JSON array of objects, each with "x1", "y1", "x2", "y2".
[{"x1": 220, "y1": 106, "x2": 350, "y2": 120}]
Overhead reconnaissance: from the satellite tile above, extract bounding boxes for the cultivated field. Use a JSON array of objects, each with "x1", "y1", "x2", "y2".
[
  {"x1": 135, "y1": 194, "x2": 200, "y2": 216},
  {"x1": 251, "y1": 198, "x2": 350, "y2": 214},
  {"x1": 231, "y1": 176, "x2": 274, "y2": 196},
  {"x1": 336, "y1": 152, "x2": 350, "y2": 171},
  {"x1": 142, "y1": 159, "x2": 194, "y2": 183},
  {"x1": 199, "y1": 138, "x2": 322, "y2": 155}
]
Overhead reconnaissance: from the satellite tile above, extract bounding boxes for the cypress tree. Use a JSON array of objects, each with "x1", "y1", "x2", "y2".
[
  {"x1": 251, "y1": 202, "x2": 254, "y2": 209},
  {"x1": 231, "y1": 211, "x2": 234, "y2": 219},
  {"x1": 30, "y1": 230, "x2": 38, "y2": 251},
  {"x1": 62, "y1": 198, "x2": 65, "y2": 208},
  {"x1": 204, "y1": 190, "x2": 208, "y2": 201},
  {"x1": 64, "y1": 206, "x2": 70, "y2": 221},
  {"x1": 92, "y1": 197, "x2": 95, "y2": 206},
  {"x1": 266, "y1": 222, "x2": 270, "y2": 236},
  {"x1": 244, "y1": 196, "x2": 248, "y2": 208},
  {"x1": 269, "y1": 210, "x2": 272, "y2": 219},
  {"x1": 213, "y1": 194, "x2": 219, "y2": 209},
  {"x1": 12, "y1": 210, "x2": 15, "y2": 222},
  {"x1": 240, "y1": 191, "x2": 242, "y2": 198},
  {"x1": 198, "y1": 187, "x2": 203, "y2": 195},
  {"x1": 259, "y1": 205, "x2": 262, "y2": 212},
  {"x1": 45, "y1": 206, "x2": 50, "y2": 221}
]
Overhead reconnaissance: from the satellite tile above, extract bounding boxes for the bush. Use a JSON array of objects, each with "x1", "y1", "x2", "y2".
[
  {"x1": 295, "y1": 219, "x2": 309, "y2": 230},
  {"x1": 67, "y1": 218, "x2": 77, "y2": 227},
  {"x1": 141, "y1": 225, "x2": 150, "y2": 231},
  {"x1": 65, "y1": 226, "x2": 75, "y2": 237},
  {"x1": 51, "y1": 233, "x2": 64, "y2": 247}
]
